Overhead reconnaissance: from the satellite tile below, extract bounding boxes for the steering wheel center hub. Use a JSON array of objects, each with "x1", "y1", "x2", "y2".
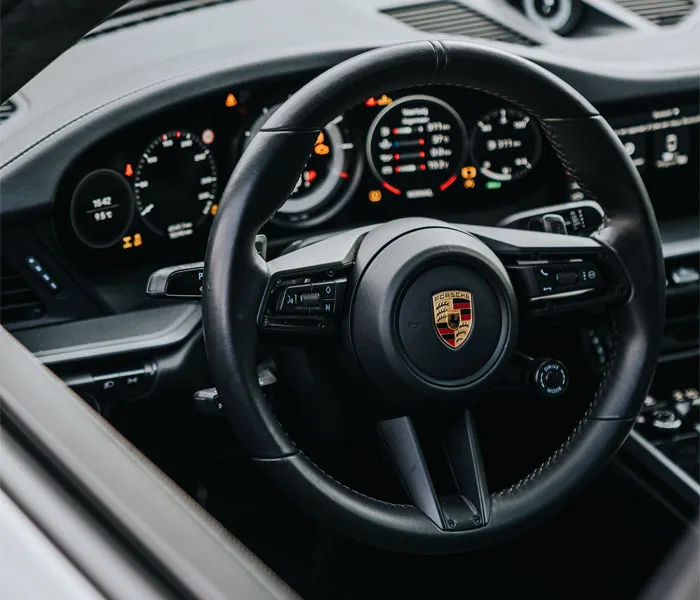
[{"x1": 349, "y1": 223, "x2": 518, "y2": 402}]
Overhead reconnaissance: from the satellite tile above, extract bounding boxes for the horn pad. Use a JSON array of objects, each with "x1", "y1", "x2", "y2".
[{"x1": 349, "y1": 224, "x2": 517, "y2": 403}]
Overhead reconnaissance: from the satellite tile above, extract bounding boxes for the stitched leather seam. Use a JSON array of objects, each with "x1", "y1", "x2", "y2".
[
  {"x1": 493, "y1": 314, "x2": 618, "y2": 497},
  {"x1": 76, "y1": 399, "x2": 300, "y2": 598}
]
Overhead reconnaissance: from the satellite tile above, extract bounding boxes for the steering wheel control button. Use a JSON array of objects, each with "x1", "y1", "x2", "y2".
[
  {"x1": 278, "y1": 284, "x2": 311, "y2": 313},
  {"x1": 314, "y1": 281, "x2": 337, "y2": 299},
  {"x1": 578, "y1": 263, "x2": 600, "y2": 285},
  {"x1": 533, "y1": 359, "x2": 568, "y2": 397},
  {"x1": 522, "y1": 259, "x2": 605, "y2": 303},
  {"x1": 300, "y1": 292, "x2": 321, "y2": 308},
  {"x1": 262, "y1": 274, "x2": 347, "y2": 332},
  {"x1": 555, "y1": 271, "x2": 578, "y2": 285}
]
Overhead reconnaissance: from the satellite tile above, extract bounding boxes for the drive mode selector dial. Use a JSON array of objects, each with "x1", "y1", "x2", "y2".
[
  {"x1": 533, "y1": 359, "x2": 568, "y2": 397},
  {"x1": 366, "y1": 95, "x2": 467, "y2": 198}
]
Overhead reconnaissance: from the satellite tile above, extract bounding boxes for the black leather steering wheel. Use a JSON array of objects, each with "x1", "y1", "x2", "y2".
[{"x1": 203, "y1": 41, "x2": 664, "y2": 553}]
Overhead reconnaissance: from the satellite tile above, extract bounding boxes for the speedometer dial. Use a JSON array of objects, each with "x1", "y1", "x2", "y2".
[
  {"x1": 366, "y1": 95, "x2": 467, "y2": 198},
  {"x1": 134, "y1": 130, "x2": 217, "y2": 239},
  {"x1": 471, "y1": 108, "x2": 542, "y2": 182}
]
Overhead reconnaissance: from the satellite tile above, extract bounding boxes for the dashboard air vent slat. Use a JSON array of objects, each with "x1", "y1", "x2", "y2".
[
  {"x1": 0, "y1": 259, "x2": 45, "y2": 324},
  {"x1": 382, "y1": 1, "x2": 538, "y2": 46},
  {"x1": 614, "y1": 0, "x2": 695, "y2": 26}
]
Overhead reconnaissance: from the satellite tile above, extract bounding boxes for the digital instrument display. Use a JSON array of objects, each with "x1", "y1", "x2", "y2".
[
  {"x1": 366, "y1": 95, "x2": 467, "y2": 198},
  {"x1": 55, "y1": 80, "x2": 563, "y2": 270},
  {"x1": 611, "y1": 105, "x2": 699, "y2": 173},
  {"x1": 70, "y1": 169, "x2": 134, "y2": 248},
  {"x1": 134, "y1": 130, "x2": 218, "y2": 239},
  {"x1": 471, "y1": 108, "x2": 542, "y2": 182},
  {"x1": 243, "y1": 106, "x2": 360, "y2": 227},
  {"x1": 606, "y1": 101, "x2": 699, "y2": 221}
]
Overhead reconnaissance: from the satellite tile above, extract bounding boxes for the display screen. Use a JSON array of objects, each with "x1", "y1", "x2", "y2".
[
  {"x1": 610, "y1": 105, "x2": 699, "y2": 173},
  {"x1": 607, "y1": 101, "x2": 699, "y2": 221}
]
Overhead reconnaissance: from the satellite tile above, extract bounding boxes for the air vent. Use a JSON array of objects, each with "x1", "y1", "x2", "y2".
[
  {"x1": 382, "y1": 1, "x2": 538, "y2": 46},
  {"x1": 84, "y1": 0, "x2": 233, "y2": 39},
  {"x1": 0, "y1": 259, "x2": 45, "y2": 325},
  {"x1": 614, "y1": 0, "x2": 695, "y2": 26},
  {"x1": 0, "y1": 100, "x2": 17, "y2": 125}
]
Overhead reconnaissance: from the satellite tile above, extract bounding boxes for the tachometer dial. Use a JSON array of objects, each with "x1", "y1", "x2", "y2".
[
  {"x1": 471, "y1": 108, "x2": 542, "y2": 182},
  {"x1": 366, "y1": 95, "x2": 467, "y2": 198},
  {"x1": 244, "y1": 107, "x2": 359, "y2": 227},
  {"x1": 134, "y1": 130, "x2": 217, "y2": 239}
]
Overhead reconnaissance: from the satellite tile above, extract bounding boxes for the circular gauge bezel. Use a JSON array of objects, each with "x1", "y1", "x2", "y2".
[
  {"x1": 70, "y1": 169, "x2": 135, "y2": 249},
  {"x1": 279, "y1": 120, "x2": 348, "y2": 215},
  {"x1": 470, "y1": 108, "x2": 542, "y2": 183},
  {"x1": 134, "y1": 130, "x2": 218, "y2": 238},
  {"x1": 243, "y1": 106, "x2": 362, "y2": 229},
  {"x1": 365, "y1": 94, "x2": 468, "y2": 196}
]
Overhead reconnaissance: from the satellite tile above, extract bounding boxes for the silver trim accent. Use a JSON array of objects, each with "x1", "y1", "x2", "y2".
[
  {"x1": 663, "y1": 238, "x2": 700, "y2": 259},
  {"x1": 530, "y1": 288, "x2": 594, "y2": 302},
  {"x1": 627, "y1": 430, "x2": 700, "y2": 499}
]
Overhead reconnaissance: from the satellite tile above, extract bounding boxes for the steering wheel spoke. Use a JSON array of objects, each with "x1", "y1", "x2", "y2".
[
  {"x1": 379, "y1": 416, "x2": 446, "y2": 529},
  {"x1": 379, "y1": 411, "x2": 490, "y2": 532},
  {"x1": 460, "y1": 224, "x2": 630, "y2": 318}
]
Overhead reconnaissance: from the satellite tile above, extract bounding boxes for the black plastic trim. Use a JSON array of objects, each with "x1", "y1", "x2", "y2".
[{"x1": 13, "y1": 303, "x2": 201, "y2": 365}]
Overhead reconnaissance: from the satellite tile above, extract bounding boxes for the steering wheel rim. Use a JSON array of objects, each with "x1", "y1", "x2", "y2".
[{"x1": 203, "y1": 41, "x2": 665, "y2": 553}]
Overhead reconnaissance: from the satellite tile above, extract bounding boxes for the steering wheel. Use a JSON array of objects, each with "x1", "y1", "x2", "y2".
[{"x1": 203, "y1": 41, "x2": 664, "y2": 553}]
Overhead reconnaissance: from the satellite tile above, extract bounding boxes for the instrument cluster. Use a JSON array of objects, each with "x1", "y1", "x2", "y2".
[{"x1": 53, "y1": 76, "x2": 567, "y2": 269}]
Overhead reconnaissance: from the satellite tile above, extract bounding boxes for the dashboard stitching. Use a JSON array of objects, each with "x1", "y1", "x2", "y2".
[{"x1": 258, "y1": 393, "x2": 409, "y2": 508}]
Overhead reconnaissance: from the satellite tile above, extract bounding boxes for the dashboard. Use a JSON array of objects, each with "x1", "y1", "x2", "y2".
[
  {"x1": 49, "y1": 74, "x2": 699, "y2": 279},
  {"x1": 0, "y1": 0, "x2": 698, "y2": 328},
  {"x1": 52, "y1": 79, "x2": 571, "y2": 270}
]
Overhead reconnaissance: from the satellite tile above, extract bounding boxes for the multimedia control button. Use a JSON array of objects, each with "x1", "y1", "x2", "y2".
[
  {"x1": 555, "y1": 271, "x2": 578, "y2": 285},
  {"x1": 578, "y1": 263, "x2": 601, "y2": 285},
  {"x1": 314, "y1": 281, "x2": 336, "y2": 299},
  {"x1": 538, "y1": 281, "x2": 555, "y2": 294},
  {"x1": 300, "y1": 292, "x2": 321, "y2": 308},
  {"x1": 320, "y1": 299, "x2": 335, "y2": 314},
  {"x1": 278, "y1": 284, "x2": 311, "y2": 313},
  {"x1": 535, "y1": 267, "x2": 554, "y2": 282}
]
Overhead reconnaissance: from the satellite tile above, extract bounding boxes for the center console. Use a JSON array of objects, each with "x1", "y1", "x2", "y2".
[{"x1": 602, "y1": 94, "x2": 700, "y2": 522}]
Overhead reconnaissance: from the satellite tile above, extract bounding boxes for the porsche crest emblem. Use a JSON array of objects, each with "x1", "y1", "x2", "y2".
[{"x1": 431, "y1": 290, "x2": 473, "y2": 349}]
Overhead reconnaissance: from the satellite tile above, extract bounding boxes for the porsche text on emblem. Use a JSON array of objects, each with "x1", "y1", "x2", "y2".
[{"x1": 431, "y1": 290, "x2": 473, "y2": 349}]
